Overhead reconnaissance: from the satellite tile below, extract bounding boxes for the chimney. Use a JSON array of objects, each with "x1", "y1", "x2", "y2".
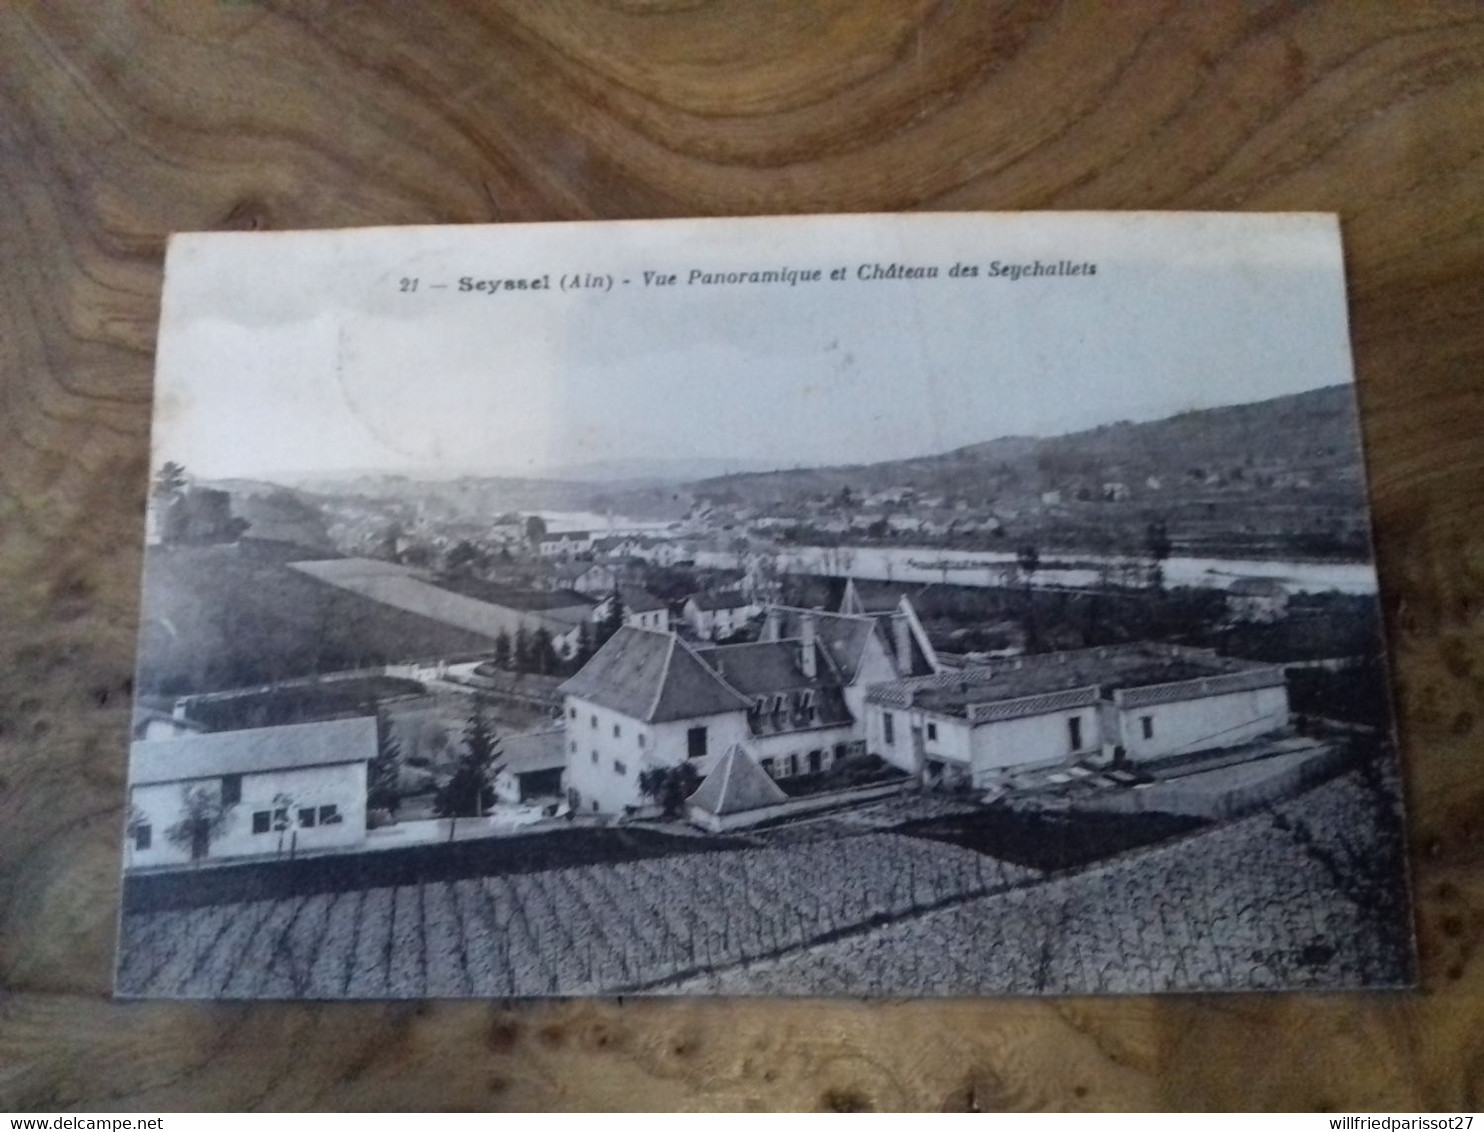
[
  {"x1": 893, "y1": 613, "x2": 913, "y2": 675},
  {"x1": 762, "y1": 606, "x2": 781, "y2": 642},
  {"x1": 799, "y1": 612, "x2": 817, "y2": 679}
]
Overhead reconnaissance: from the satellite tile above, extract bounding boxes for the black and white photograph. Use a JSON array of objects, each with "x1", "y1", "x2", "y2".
[{"x1": 116, "y1": 212, "x2": 1415, "y2": 998}]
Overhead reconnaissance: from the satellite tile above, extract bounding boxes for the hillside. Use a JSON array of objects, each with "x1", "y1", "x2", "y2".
[
  {"x1": 135, "y1": 542, "x2": 501, "y2": 696},
  {"x1": 290, "y1": 472, "x2": 692, "y2": 522},
  {"x1": 690, "y1": 385, "x2": 1365, "y2": 507}
]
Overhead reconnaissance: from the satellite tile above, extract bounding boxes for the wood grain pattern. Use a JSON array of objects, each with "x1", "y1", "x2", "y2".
[{"x1": 2, "y1": 0, "x2": 1482, "y2": 1112}]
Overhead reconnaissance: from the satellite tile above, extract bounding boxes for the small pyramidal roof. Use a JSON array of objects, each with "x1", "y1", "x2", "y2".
[{"x1": 686, "y1": 744, "x2": 788, "y2": 815}]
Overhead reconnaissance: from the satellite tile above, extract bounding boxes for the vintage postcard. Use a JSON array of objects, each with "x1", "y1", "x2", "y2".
[{"x1": 118, "y1": 212, "x2": 1415, "y2": 998}]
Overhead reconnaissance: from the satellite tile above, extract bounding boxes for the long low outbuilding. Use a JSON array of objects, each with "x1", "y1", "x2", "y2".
[{"x1": 864, "y1": 643, "x2": 1290, "y2": 790}]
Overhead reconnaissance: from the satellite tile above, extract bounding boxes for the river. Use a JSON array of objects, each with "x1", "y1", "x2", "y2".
[
  {"x1": 531, "y1": 509, "x2": 1376, "y2": 594},
  {"x1": 696, "y1": 544, "x2": 1378, "y2": 595}
]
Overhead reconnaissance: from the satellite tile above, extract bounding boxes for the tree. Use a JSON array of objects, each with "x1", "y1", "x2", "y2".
[
  {"x1": 601, "y1": 590, "x2": 626, "y2": 644},
  {"x1": 375, "y1": 523, "x2": 403, "y2": 562},
  {"x1": 573, "y1": 618, "x2": 596, "y2": 667},
  {"x1": 530, "y1": 627, "x2": 558, "y2": 675},
  {"x1": 153, "y1": 460, "x2": 188, "y2": 500},
  {"x1": 434, "y1": 707, "x2": 502, "y2": 841},
  {"x1": 399, "y1": 541, "x2": 434, "y2": 568},
  {"x1": 1144, "y1": 519, "x2": 1172, "y2": 590},
  {"x1": 525, "y1": 515, "x2": 548, "y2": 547},
  {"x1": 637, "y1": 763, "x2": 703, "y2": 818},
  {"x1": 368, "y1": 711, "x2": 403, "y2": 819},
  {"x1": 165, "y1": 784, "x2": 233, "y2": 866},
  {"x1": 513, "y1": 627, "x2": 532, "y2": 672},
  {"x1": 445, "y1": 539, "x2": 488, "y2": 577},
  {"x1": 492, "y1": 629, "x2": 512, "y2": 670},
  {"x1": 1016, "y1": 544, "x2": 1040, "y2": 586}
]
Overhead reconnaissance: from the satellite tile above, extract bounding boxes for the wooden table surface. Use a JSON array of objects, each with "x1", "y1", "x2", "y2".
[{"x1": 2, "y1": 2, "x2": 1481, "y2": 1112}]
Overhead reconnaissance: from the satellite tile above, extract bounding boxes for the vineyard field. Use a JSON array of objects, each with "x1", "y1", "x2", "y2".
[
  {"x1": 116, "y1": 832, "x2": 1032, "y2": 998},
  {"x1": 675, "y1": 772, "x2": 1414, "y2": 994},
  {"x1": 116, "y1": 769, "x2": 1413, "y2": 998}
]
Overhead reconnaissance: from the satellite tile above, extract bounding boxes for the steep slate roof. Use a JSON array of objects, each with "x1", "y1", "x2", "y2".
[
  {"x1": 130, "y1": 717, "x2": 376, "y2": 786},
  {"x1": 775, "y1": 608, "x2": 879, "y2": 684},
  {"x1": 687, "y1": 744, "x2": 788, "y2": 815},
  {"x1": 692, "y1": 639, "x2": 855, "y2": 734},
  {"x1": 558, "y1": 627, "x2": 752, "y2": 722},
  {"x1": 693, "y1": 640, "x2": 827, "y2": 694}
]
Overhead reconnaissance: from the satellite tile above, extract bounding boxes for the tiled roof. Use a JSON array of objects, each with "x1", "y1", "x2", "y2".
[
  {"x1": 558, "y1": 627, "x2": 752, "y2": 722},
  {"x1": 1114, "y1": 667, "x2": 1286, "y2": 708},
  {"x1": 775, "y1": 608, "x2": 878, "y2": 684},
  {"x1": 966, "y1": 685, "x2": 1102, "y2": 724},
  {"x1": 687, "y1": 744, "x2": 787, "y2": 815},
  {"x1": 130, "y1": 717, "x2": 376, "y2": 786},
  {"x1": 693, "y1": 640, "x2": 829, "y2": 695},
  {"x1": 867, "y1": 643, "x2": 1281, "y2": 719},
  {"x1": 692, "y1": 640, "x2": 855, "y2": 734}
]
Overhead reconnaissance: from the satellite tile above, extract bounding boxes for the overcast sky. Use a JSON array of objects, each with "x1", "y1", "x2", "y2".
[{"x1": 153, "y1": 212, "x2": 1357, "y2": 481}]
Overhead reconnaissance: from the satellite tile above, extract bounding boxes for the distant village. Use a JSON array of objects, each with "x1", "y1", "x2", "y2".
[{"x1": 125, "y1": 452, "x2": 1382, "y2": 873}]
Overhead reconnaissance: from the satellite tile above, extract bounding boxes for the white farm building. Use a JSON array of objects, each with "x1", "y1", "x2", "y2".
[
  {"x1": 865, "y1": 643, "x2": 1290, "y2": 790},
  {"x1": 125, "y1": 717, "x2": 374, "y2": 870}
]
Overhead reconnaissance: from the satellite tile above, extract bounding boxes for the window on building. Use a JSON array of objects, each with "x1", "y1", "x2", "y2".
[
  {"x1": 591, "y1": 749, "x2": 598, "y2": 764},
  {"x1": 1141, "y1": 715, "x2": 1154, "y2": 740},
  {"x1": 761, "y1": 758, "x2": 776, "y2": 777},
  {"x1": 613, "y1": 723, "x2": 621, "y2": 738},
  {"x1": 786, "y1": 754, "x2": 799, "y2": 776},
  {"x1": 590, "y1": 714, "x2": 598, "y2": 729},
  {"x1": 883, "y1": 711, "x2": 896, "y2": 746},
  {"x1": 221, "y1": 774, "x2": 242, "y2": 805},
  {"x1": 614, "y1": 760, "x2": 626, "y2": 776},
  {"x1": 1068, "y1": 715, "x2": 1083, "y2": 751},
  {"x1": 592, "y1": 800, "x2": 600, "y2": 812},
  {"x1": 319, "y1": 805, "x2": 341, "y2": 825},
  {"x1": 570, "y1": 739, "x2": 577, "y2": 754},
  {"x1": 687, "y1": 726, "x2": 708, "y2": 759},
  {"x1": 808, "y1": 749, "x2": 823, "y2": 773},
  {"x1": 569, "y1": 706, "x2": 576, "y2": 720},
  {"x1": 272, "y1": 807, "x2": 289, "y2": 830},
  {"x1": 252, "y1": 810, "x2": 271, "y2": 835},
  {"x1": 926, "y1": 722, "x2": 938, "y2": 742},
  {"x1": 133, "y1": 823, "x2": 152, "y2": 851},
  {"x1": 637, "y1": 733, "x2": 646, "y2": 749},
  {"x1": 834, "y1": 743, "x2": 848, "y2": 762},
  {"x1": 299, "y1": 807, "x2": 317, "y2": 828}
]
